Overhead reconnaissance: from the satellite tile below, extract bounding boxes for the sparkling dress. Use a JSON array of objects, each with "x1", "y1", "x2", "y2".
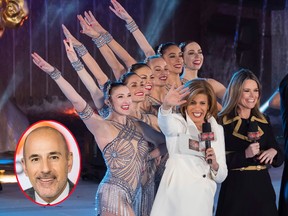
[
  {"x1": 146, "y1": 94, "x2": 172, "y2": 195},
  {"x1": 95, "y1": 117, "x2": 149, "y2": 216},
  {"x1": 136, "y1": 113, "x2": 157, "y2": 216},
  {"x1": 143, "y1": 95, "x2": 162, "y2": 116},
  {"x1": 132, "y1": 113, "x2": 158, "y2": 216}
]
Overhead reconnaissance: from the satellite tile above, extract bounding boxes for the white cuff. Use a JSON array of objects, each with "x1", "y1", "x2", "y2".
[{"x1": 159, "y1": 105, "x2": 173, "y2": 115}]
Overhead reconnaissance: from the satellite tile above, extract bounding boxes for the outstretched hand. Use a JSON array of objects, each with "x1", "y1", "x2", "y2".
[
  {"x1": 63, "y1": 38, "x2": 78, "y2": 63},
  {"x1": 31, "y1": 52, "x2": 54, "y2": 73},
  {"x1": 62, "y1": 24, "x2": 82, "y2": 46},
  {"x1": 77, "y1": 14, "x2": 100, "y2": 38},
  {"x1": 83, "y1": 11, "x2": 106, "y2": 34},
  {"x1": 109, "y1": 0, "x2": 133, "y2": 23},
  {"x1": 162, "y1": 83, "x2": 190, "y2": 110}
]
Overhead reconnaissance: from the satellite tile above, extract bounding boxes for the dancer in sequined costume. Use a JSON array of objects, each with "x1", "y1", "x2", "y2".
[{"x1": 31, "y1": 38, "x2": 165, "y2": 215}]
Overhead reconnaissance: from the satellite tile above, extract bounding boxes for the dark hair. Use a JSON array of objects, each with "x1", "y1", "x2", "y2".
[
  {"x1": 144, "y1": 54, "x2": 163, "y2": 64},
  {"x1": 118, "y1": 72, "x2": 141, "y2": 85},
  {"x1": 103, "y1": 80, "x2": 125, "y2": 100},
  {"x1": 155, "y1": 42, "x2": 178, "y2": 56},
  {"x1": 129, "y1": 62, "x2": 150, "y2": 73},
  {"x1": 179, "y1": 40, "x2": 198, "y2": 52}
]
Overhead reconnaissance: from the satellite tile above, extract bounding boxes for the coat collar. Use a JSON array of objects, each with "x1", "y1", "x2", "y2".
[
  {"x1": 222, "y1": 114, "x2": 268, "y2": 141},
  {"x1": 185, "y1": 111, "x2": 218, "y2": 138}
]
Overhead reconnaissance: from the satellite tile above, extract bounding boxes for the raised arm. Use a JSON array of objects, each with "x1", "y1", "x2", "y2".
[
  {"x1": 62, "y1": 37, "x2": 105, "y2": 110},
  {"x1": 158, "y1": 84, "x2": 189, "y2": 136},
  {"x1": 62, "y1": 24, "x2": 108, "y2": 86},
  {"x1": 84, "y1": 11, "x2": 136, "y2": 69},
  {"x1": 161, "y1": 84, "x2": 189, "y2": 110},
  {"x1": 206, "y1": 78, "x2": 226, "y2": 111},
  {"x1": 77, "y1": 14, "x2": 126, "y2": 80},
  {"x1": 31, "y1": 52, "x2": 109, "y2": 142},
  {"x1": 109, "y1": 0, "x2": 155, "y2": 57},
  {"x1": 207, "y1": 78, "x2": 226, "y2": 100}
]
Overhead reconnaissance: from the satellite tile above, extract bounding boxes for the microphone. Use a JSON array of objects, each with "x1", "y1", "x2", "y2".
[
  {"x1": 201, "y1": 122, "x2": 214, "y2": 164},
  {"x1": 248, "y1": 121, "x2": 261, "y2": 160},
  {"x1": 247, "y1": 121, "x2": 260, "y2": 142}
]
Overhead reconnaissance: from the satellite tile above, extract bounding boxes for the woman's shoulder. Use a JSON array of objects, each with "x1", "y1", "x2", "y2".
[{"x1": 208, "y1": 116, "x2": 224, "y2": 130}]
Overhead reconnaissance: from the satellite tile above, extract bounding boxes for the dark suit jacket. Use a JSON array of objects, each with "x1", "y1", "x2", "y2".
[{"x1": 24, "y1": 179, "x2": 74, "y2": 203}]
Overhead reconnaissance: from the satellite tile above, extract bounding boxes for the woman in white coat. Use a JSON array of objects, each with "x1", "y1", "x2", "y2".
[{"x1": 150, "y1": 79, "x2": 227, "y2": 216}]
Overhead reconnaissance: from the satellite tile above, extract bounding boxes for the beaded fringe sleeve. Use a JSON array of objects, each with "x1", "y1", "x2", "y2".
[{"x1": 77, "y1": 103, "x2": 94, "y2": 120}]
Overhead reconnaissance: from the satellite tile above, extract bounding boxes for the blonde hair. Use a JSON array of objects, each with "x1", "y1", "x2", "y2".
[{"x1": 179, "y1": 78, "x2": 218, "y2": 120}]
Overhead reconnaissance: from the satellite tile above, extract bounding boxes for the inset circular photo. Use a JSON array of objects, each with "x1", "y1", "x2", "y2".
[{"x1": 14, "y1": 120, "x2": 81, "y2": 206}]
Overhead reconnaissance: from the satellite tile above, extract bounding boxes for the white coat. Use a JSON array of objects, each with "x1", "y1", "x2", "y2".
[{"x1": 150, "y1": 107, "x2": 227, "y2": 216}]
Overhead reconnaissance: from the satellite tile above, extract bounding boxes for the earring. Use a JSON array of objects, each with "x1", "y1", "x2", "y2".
[{"x1": 107, "y1": 101, "x2": 113, "y2": 111}]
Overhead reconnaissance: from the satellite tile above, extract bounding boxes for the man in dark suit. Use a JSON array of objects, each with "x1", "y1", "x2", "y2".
[{"x1": 21, "y1": 126, "x2": 74, "y2": 205}]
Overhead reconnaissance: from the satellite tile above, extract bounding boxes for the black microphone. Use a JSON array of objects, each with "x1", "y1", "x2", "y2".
[
  {"x1": 247, "y1": 121, "x2": 260, "y2": 142},
  {"x1": 201, "y1": 122, "x2": 214, "y2": 164},
  {"x1": 248, "y1": 121, "x2": 261, "y2": 160}
]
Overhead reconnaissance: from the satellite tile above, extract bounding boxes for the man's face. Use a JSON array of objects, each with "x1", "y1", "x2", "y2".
[{"x1": 21, "y1": 128, "x2": 73, "y2": 203}]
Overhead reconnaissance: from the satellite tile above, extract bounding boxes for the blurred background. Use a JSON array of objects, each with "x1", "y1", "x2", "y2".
[{"x1": 0, "y1": 0, "x2": 287, "y2": 183}]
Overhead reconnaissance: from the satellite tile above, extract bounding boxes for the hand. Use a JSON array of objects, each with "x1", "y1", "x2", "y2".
[
  {"x1": 205, "y1": 147, "x2": 219, "y2": 171},
  {"x1": 245, "y1": 142, "x2": 260, "y2": 158},
  {"x1": 83, "y1": 11, "x2": 107, "y2": 34},
  {"x1": 63, "y1": 38, "x2": 78, "y2": 63},
  {"x1": 109, "y1": 0, "x2": 133, "y2": 23},
  {"x1": 77, "y1": 14, "x2": 100, "y2": 38},
  {"x1": 162, "y1": 83, "x2": 189, "y2": 110},
  {"x1": 62, "y1": 24, "x2": 82, "y2": 46},
  {"x1": 31, "y1": 52, "x2": 54, "y2": 73},
  {"x1": 155, "y1": 156, "x2": 162, "y2": 166},
  {"x1": 258, "y1": 148, "x2": 277, "y2": 164}
]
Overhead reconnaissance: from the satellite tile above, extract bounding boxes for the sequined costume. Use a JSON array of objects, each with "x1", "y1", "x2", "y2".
[
  {"x1": 144, "y1": 95, "x2": 169, "y2": 195},
  {"x1": 143, "y1": 95, "x2": 162, "y2": 116},
  {"x1": 95, "y1": 117, "x2": 149, "y2": 216},
  {"x1": 130, "y1": 114, "x2": 158, "y2": 216},
  {"x1": 98, "y1": 104, "x2": 110, "y2": 119},
  {"x1": 180, "y1": 77, "x2": 189, "y2": 85},
  {"x1": 140, "y1": 155, "x2": 157, "y2": 216}
]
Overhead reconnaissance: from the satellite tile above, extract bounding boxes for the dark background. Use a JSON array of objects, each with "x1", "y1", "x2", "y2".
[{"x1": 0, "y1": 0, "x2": 286, "y2": 179}]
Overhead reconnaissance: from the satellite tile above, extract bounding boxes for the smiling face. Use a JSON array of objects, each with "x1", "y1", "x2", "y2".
[
  {"x1": 162, "y1": 45, "x2": 184, "y2": 75},
  {"x1": 186, "y1": 93, "x2": 209, "y2": 127},
  {"x1": 238, "y1": 79, "x2": 259, "y2": 112},
  {"x1": 109, "y1": 85, "x2": 132, "y2": 115},
  {"x1": 183, "y1": 42, "x2": 203, "y2": 71},
  {"x1": 22, "y1": 127, "x2": 72, "y2": 203},
  {"x1": 124, "y1": 74, "x2": 145, "y2": 102},
  {"x1": 148, "y1": 57, "x2": 169, "y2": 87},
  {"x1": 134, "y1": 66, "x2": 154, "y2": 94}
]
